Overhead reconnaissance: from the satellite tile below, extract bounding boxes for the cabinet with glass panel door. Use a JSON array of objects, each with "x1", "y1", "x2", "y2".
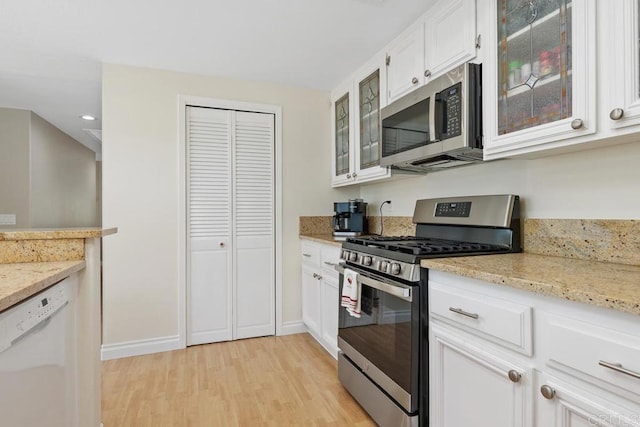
[
  {"x1": 331, "y1": 78, "x2": 354, "y2": 187},
  {"x1": 606, "y1": 0, "x2": 640, "y2": 132},
  {"x1": 331, "y1": 58, "x2": 390, "y2": 187},
  {"x1": 484, "y1": 0, "x2": 596, "y2": 159}
]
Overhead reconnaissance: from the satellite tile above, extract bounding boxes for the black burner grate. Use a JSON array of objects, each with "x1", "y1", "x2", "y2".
[{"x1": 346, "y1": 236, "x2": 509, "y2": 256}]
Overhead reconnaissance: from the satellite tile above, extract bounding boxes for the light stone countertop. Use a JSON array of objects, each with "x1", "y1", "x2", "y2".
[
  {"x1": 0, "y1": 261, "x2": 86, "y2": 312},
  {"x1": 422, "y1": 253, "x2": 640, "y2": 316}
]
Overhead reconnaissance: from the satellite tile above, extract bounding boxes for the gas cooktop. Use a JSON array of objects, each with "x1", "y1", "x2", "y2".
[
  {"x1": 346, "y1": 235, "x2": 510, "y2": 256},
  {"x1": 339, "y1": 195, "x2": 521, "y2": 282}
]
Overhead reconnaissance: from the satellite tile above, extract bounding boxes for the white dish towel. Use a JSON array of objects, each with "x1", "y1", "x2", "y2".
[{"x1": 341, "y1": 268, "x2": 361, "y2": 318}]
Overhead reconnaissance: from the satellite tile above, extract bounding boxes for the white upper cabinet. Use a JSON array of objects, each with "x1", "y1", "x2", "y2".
[
  {"x1": 331, "y1": 56, "x2": 390, "y2": 187},
  {"x1": 386, "y1": 22, "x2": 425, "y2": 103},
  {"x1": 386, "y1": 0, "x2": 477, "y2": 103},
  {"x1": 484, "y1": 0, "x2": 597, "y2": 159},
  {"x1": 353, "y1": 57, "x2": 391, "y2": 184},
  {"x1": 423, "y1": 0, "x2": 478, "y2": 83},
  {"x1": 331, "y1": 79, "x2": 355, "y2": 187},
  {"x1": 606, "y1": 0, "x2": 640, "y2": 131}
]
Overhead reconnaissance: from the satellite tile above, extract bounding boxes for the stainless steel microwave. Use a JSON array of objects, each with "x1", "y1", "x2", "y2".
[{"x1": 380, "y1": 63, "x2": 483, "y2": 173}]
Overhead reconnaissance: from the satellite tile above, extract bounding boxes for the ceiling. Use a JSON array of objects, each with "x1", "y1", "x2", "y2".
[{"x1": 0, "y1": 0, "x2": 433, "y2": 155}]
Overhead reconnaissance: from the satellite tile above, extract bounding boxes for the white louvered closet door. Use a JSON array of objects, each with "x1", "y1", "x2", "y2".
[
  {"x1": 187, "y1": 107, "x2": 233, "y2": 345},
  {"x1": 187, "y1": 106, "x2": 275, "y2": 346},
  {"x1": 233, "y1": 111, "x2": 275, "y2": 339}
]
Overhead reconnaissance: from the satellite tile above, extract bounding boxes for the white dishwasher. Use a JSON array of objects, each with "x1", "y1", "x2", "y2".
[{"x1": 0, "y1": 275, "x2": 78, "y2": 427}]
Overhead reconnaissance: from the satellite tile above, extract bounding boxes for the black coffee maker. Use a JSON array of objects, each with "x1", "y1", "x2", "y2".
[{"x1": 333, "y1": 199, "x2": 367, "y2": 239}]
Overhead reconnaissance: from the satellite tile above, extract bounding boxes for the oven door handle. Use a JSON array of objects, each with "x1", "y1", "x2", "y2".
[{"x1": 335, "y1": 264, "x2": 413, "y2": 302}]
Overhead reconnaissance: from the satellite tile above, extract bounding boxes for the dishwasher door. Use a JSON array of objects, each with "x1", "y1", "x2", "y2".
[{"x1": 0, "y1": 276, "x2": 77, "y2": 427}]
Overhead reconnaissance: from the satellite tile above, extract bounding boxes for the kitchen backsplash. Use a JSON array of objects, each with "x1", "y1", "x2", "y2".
[
  {"x1": 524, "y1": 219, "x2": 640, "y2": 266},
  {"x1": 300, "y1": 216, "x2": 639, "y2": 266},
  {"x1": 299, "y1": 216, "x2": 415, "y2": 237},
  {"x1": 299, "y1": 216, "x2": 334, "y2": 235}
]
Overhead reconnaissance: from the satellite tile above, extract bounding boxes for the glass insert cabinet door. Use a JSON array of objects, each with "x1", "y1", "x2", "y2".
[
  {"x1": 497, "y1": 0, "x2": 572, "y2": 135},
  {"x1": 334, "y1": 93, "x2": 350, "y2": 176},
  {"x1": 358, "y1": 70, "x2": 381, "y2": 170}
]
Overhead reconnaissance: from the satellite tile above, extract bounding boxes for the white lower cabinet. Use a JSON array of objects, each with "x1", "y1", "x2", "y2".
[
  {"x1": 428, "y1": 270, "x2": 640, "y2": 427},
  {"x1": 320, "y1": 273, "x2": 339, "y2": 357},
  {"x1": 301, "y1": 263, "x2": 321, "y2": 338},
  {"x1": 535, "y1": 371, "x2": 640, "y2": 427},
  {"x1": 300, "y1": 240, "x2": 341, "y2": 357},
  {"x1": 430, "y1": 324, "x2": 531, "y2": 427}
]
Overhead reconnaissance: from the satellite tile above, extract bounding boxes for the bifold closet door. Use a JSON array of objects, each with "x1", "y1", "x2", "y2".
[
  {"x1": 187, "y1": 106, "x2": 275, "y2": 346},
  {"x1": 187, "y1": 107, "x2": 233, "y2": 345},
  {"x1": 233, "y1": 111, "x2": 275, "y2": 340}
]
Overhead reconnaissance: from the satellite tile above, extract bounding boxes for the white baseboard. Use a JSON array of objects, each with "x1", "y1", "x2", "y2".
[
  {"x1": 278, "y1": 320, "x2": 307, "y2": 336},
  {"x1": 101, "y1": 335, "x2": 182, "y2": 360}
]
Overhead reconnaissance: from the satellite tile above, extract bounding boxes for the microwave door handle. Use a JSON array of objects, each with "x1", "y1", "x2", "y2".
[{"x1": 429, "y1": 95, "x2": 437, "y2": 142}]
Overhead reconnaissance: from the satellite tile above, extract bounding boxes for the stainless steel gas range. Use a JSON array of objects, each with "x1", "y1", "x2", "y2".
[{"x1": 336, "y1": 195, "x2": 521, "y2": 427}]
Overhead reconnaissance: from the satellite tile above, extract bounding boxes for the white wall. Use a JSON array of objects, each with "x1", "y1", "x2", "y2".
[
  {"x1": 102, "y1": 64, "x2": 357, "y2": 347},
  {"x1": 360, "y1": 140, "x2": 640, "y2": 219},
  {"x1": 30, "y1": 112, "x2": 98, "y2": 227},
  {"x1": 0, "y1": 108, "x2": 98, "y2": 228},
  {"x1": 0, "y1": 108, "x2": 30, "y2": 228}
]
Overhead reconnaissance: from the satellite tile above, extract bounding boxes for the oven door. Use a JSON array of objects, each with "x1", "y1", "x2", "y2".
[{"x1": 337, "y1": 264, "x2": 420, "y2": 414}]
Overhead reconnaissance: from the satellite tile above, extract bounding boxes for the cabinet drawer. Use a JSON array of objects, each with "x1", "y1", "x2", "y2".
[
  {"x1": 301, "y1": 241, "x2": 320, "y2": 267},
  {"x1": 429, "y1": 281, "x2": 533, "y2": 355},
  {"x1": 320, "y1": 245, "x2": 341, "y2": 275},
  {"x1": 539, "y1": 312, "x2": 640, "y2": 398}
]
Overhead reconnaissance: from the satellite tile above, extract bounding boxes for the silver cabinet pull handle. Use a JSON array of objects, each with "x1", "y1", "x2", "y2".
[
  {"x1": 599, "y1": 360, "x2": 640, "y2": 379},
  {"x1": 610, "y1": 108, "x2": 624, "y2": 120},
  {"x1": 323, "y1": 261, "x2": 337, "y2": 267},
  {"x1": 507, "y1": 370, "x2": 521, "y2": 383},
  {"x1": 346, "y1": 173, "x2": 352, "y2": 179},
  {"x1": 302, "y1": 253, "x2": 312, "y2": 258},
  {"x1": 540, "y1": 385, "x2": 556, "y2": 400},
  {"x1": 352, "y1": 172, "x2": 357, "y2": 178},
  {"x1": 571, "y1": 118, "x2": 584, "y2": 129},
  {"x1": 411, "y1": 77, "x2": 419, "y2": 84},
  {"x1": 449, "y1": 307, "x2": 479, "y2": 319},
  {"x1": 424, "y1": 69, "x2": 432, "y2": 78}
]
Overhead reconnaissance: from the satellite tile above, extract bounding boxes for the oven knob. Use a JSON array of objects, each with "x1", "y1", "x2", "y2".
[
  {"x1": 390, "y1": 263, "x2": 401, "y2": 275},
  {"x1": 362, "y1": 256, "x2": 372, "y2": 266},
  {"x1": 380, "y1": 261, "x2": 389, "y2": 273},
  {"x1": 375, "y1": 260, "x2": 382, "y2": 270},
  {"x1": 340, "y1": 250, "x2": 348, "y2": 260},
  {"x1": 349, "y1": 252, "x2": 358, "y2": 262}
]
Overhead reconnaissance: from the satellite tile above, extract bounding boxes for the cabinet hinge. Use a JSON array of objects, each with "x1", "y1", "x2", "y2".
[
  {"x1": 386, "y1": 55, "x2": 390, "y2": 66},
  {"x1": 475, "y1": 34, "x2": 481, "y2": 49}
]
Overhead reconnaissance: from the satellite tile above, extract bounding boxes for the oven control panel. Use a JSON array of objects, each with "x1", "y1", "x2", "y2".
[
  {"x1": 340, "y1": 249, "x2": 420, "y2": 282},
  {"x1": 435, "y1": 201, "x2": 471, "y2": 217}
]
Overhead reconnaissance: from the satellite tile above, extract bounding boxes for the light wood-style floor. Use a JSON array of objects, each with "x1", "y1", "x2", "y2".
[{"x1": 102, "y1": 333, "x2": 376, "y2": 426}]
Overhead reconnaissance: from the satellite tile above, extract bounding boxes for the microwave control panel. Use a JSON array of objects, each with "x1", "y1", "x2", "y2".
[{"x1": 439, "y1": 82, "x2": 463, "y2": 140}]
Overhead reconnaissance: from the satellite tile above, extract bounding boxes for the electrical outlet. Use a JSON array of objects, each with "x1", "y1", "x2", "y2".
[{"x1": 0, "y1": 214, "x2": 16, "y2": 225}]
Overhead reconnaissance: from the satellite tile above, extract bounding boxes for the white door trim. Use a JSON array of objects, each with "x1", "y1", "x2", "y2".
[{"x1": 177, "y1": 95, "x2": 283, "y2": 349}]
